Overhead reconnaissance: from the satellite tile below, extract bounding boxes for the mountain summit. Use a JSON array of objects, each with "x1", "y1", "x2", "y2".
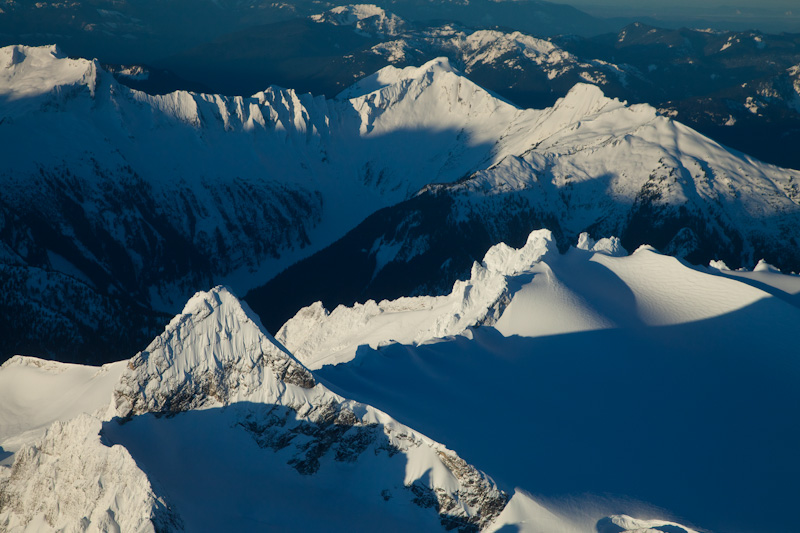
[{"x1": 2, "y1": 45, "x2": 800, "y2": 363}]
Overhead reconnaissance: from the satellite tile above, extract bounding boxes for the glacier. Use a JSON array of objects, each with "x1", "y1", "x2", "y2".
[
  {"x1": 1, "y1": 230, "x2": 798, "y2": 532},
  {"x1": 3, "y1": 44, "x2": 800, "y2": 362}
]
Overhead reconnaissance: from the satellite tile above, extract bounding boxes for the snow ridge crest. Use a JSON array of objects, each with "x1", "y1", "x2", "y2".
[
  {"x1": 113, "y1": 286, "x2": 314, "y2": 418},
  {"x1": 0, "y1": 414, "x2": 182, "y2": 532},
  {"x1": 311, "y1": 4, "x2": 408, "y2": 36},
  {"x1": 277, "y1": 229, "x2": 560, "y2": 369}
]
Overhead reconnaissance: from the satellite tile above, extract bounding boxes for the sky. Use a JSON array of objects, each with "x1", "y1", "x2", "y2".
[
  {"x1": 550, "y1": 0, "x2": 800, "y2": 33},
  {"x1": 556, "y1": 0, "x2": 795, "y2": 7}
]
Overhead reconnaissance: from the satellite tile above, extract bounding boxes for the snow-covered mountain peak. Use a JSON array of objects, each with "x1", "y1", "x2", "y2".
[
  {"x1": 340, "y1": 55, "x2": 522, "y2": 142},
  {"x1": 466, "y1": 30, "x2": 558, "y2": 56},
  {"x1": 548, "y1": 82, "x2": 631, "y2": 123},
  {"x1": 113, "y1": 286, "x2": 315, "y2": 418},
  {"x1": 0, "y1": 44, "x2": 98, "y2": 103},
  {"x1": 276, "y1": 229, "x2": 557, "y2": 369},
  {"x1": 481, "y1": 228, "x2": 556, "y2": 276},
  {"x1": 338, "y1": 56, "x2": 460, "y2": 99},
  {"x1": 311, "y1": 4, "x2": 408, "y2": 37},
  {"x1": 458, "y1": 30, "x2": 574, "y2": 70}
]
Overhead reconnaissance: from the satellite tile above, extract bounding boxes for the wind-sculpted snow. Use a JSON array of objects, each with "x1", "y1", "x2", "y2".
[
  {"x1": 4, "y1": 43, "x2": 800, "y2": 365},
  {"x1": 276, "y1": 230, "x2": 557, "y2": 369},
  {"x1": 596, "y1": 515, "x2": 701, "y2": 533},
  {"x1": 277, "y1": 228, "x2": 798, "y2": 370}
]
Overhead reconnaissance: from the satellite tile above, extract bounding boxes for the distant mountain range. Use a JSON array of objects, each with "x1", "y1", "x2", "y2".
[
  {"x1": 1, "y1": 44, "x2": 799, "y2": 364},
  {"x1": 5, "y1": 1, "x2": 800, "y2": 167},
  {"x1": 149, "y1": 8, "x2": 800, "y2": 171},
  {"x1": 0, "y1": 0, "x2": 620, "y2": 64}
]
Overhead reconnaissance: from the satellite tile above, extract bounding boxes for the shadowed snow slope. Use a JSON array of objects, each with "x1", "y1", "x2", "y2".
[
  {"x1": 278, "y1": 229, "x2": 798, "y2": 370},
  {"x1": 305, "y1": 233, "x2": 800, "y2": 533},
  {"x1": 1, "y1": 287, "x2": 519, "y2": 533},
  {"x1": 4, "y1": 44, "x2": 800, "y2": 363}
]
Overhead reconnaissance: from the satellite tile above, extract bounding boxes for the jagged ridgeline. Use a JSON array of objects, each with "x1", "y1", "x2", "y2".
[
  {"x1": 0, "y1": 287, "x2": 511, "y2": 532},
  {"x1": 3, "y1": 231, "x2": 797, "y2": 532},
  {"x1": 2, "y1": 44, "x2": 800, "y2": 363}
]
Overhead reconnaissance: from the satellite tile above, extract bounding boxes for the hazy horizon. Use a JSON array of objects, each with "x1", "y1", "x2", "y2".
[
  {"x1": 553, "y1": 0, "x2": 795, "y2": 8},
  {"x1": 549, "y1": 0, "x2": 800, "y2": 33}
]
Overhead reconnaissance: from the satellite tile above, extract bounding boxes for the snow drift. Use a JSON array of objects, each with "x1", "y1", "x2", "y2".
[{"x1": 3, "y1": 44, "x2": 800, "y2": 363}]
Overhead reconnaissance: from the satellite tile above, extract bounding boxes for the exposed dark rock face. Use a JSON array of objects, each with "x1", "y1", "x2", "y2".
[
  {"x1": 248, "y1": 164, "x2": 800, "y2": 334},
  {"x1": 0, "y1": 162, "x2": 322, "y2": 365},
  {"x1": 238, "y1": 401, "x2": 509, "y2": 530},
  {"x1": 112, "y1": 288, "x2": 316, "y2": 419}
]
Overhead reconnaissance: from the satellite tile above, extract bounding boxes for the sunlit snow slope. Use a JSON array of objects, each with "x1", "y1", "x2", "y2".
[
  {"x1": 3, "y1": 44, "x2": 800, "y2": 363},
  {"x1": 1, "y1": 288, "x2": 512, "y2": 533},
  {"x1": 286, "y1": 230, "x2": 800, "y2": 533},
  {"x1": 1, "y1": 278, "x2": 715, "y2": 533},
  {"x1": 0, "y1": 357, "x2": 125, "y2": 462}
]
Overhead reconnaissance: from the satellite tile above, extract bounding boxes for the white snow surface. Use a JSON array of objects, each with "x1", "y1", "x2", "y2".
[
  {"x1": 0, "y1": 356, "x2": 125, "y2": 459},
  {"x1": 2, "y1": 45, "x2": 799, "y2": 312},
  {"x1": 0, "y1": 45, "x2": 96, "y2": 103},
  {"x1": 1, "y1": 287, "x2": 511, "y2": 532},
  {"x1": 278, "y1": 229, "x2": 791, "y2": 370},
  {"x1": 311, "y1": 4, "x2": 408, "y2": 36}
]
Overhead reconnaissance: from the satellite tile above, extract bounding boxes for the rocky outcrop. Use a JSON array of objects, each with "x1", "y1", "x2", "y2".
[
  {"x1": 0, "y1": 415, "x2": 183, "y2": 532},
  {"x1": 113, "y1": 286, "x2": 315, "y2": 418}
]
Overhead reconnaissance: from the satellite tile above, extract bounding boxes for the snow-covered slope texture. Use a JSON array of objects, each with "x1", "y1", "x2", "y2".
[
  {"x1": 311, "y1": 4, "x2": 409, "y2": 37},
  {"x1": 0, "y1": 44, "x2": 514, "y2": 362},
  {"x1": 1, "y1": 287, "x2": 519, "y2": 532},
  {"x1": 310, "y1": 5, "x2": 634, "y2": 108},
  {"x1": 0, "y1": 414, "x2": 183, "y2": 533},
  {"x1": 0, "y1": 356, "x2": 125, "y2": 461},
  {"x1": 292, "y1": 230, "x2": 800, "y2": 533},
  {"x1": 113, "y1": 286, "x2": 316, "y2": 417},
  {"x1": 5, "y1": 44, "x2": 800, "y2": 363},
  {"x1": 248, "y1": 79, "x2": 800, "y2": 331}
]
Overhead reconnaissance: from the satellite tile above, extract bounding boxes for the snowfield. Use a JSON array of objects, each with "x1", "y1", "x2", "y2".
[
  {"x1": 1, "y1": 42, "x2": 799, "y2": 533},
  {"x1": 0, "y1": 356, "x2": 125, "y2": 461},
  {"x1": 1, "y1": 231, "x2": 798, "y2": 532},
  {"x1": 2, "y1": 44, "x2": 800, "y2": 364}
]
